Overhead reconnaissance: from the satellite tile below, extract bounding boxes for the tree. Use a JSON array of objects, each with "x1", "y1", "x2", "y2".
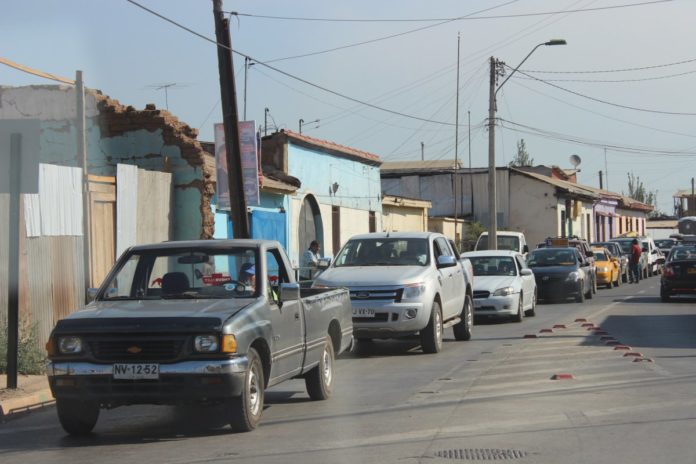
[
  {"x1": 625, "y1": 172, "x2": 660, "y2": 216},
  {"x1": 508, "y1": 139, "x2": 534, "y2": 167}
]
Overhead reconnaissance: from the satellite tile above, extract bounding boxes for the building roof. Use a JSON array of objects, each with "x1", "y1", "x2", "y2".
[
  {"x1": 264, "y1": 129, "x2": 382, "y2": 166},
  {"x1": 381, "y1": 160, "x2": 490, "y2": 176},
  {"x1": 382, "y1": 195, "x2": 432, "y2": 209},
  {"x1": 647, "y1": 220, "x2": 678, "y2": 228},
  {"x1": 674, "y1": 189, "x2": 696, "y2": 198}
]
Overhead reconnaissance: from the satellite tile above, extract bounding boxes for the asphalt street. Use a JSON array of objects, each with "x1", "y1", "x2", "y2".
[{"x1": 1, "y1": 275, "x2": 695, "y2": 464}]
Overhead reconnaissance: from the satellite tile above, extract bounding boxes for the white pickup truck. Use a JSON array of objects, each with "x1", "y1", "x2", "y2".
[{"x1": 313, "y1": 232, "x2": 474, "y2": 354}]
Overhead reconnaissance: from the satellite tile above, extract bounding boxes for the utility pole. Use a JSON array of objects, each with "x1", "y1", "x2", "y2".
[
  {"x1": 76, "y1": 71, "x2": 92, "y2": 295},
  {"x1": 243, "y1": 56, "x2": 249, "y2": 120},
  {"x1": 599, "y1": 171, "x2": 603, "y2": 190},
  {"x1": 420, "y1": 141, "x2": 424, "y2": 161},
  {"x1": 6, "y1": 134, "x2": 21, "y2": 389},
  {"x1": 604, "y1": 147, "x2": 609, "y2": 191},
  {"x1": 264, "y1": 107, "x2": 269, "y2": 136},
  {"x1": 468, "y1": 109, "x2": 473, "y2": 218},
  {"x1": 453, "y1": 33, "x2": 461, "y2": 244},
  {"x1": 213, "y1": 0, "x2": 249, "y2": 239},
  {"x1": 487, "y1": 56, "x2": 498, "y2": 250}
]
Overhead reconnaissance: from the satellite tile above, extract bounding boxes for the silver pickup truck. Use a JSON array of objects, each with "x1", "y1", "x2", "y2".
[
  {"x1": 46, "y1": 239, "x2": 352, "y2": 435},
  {"x1": 314, "y1": 232, "x2": 474, "y2": 354}
]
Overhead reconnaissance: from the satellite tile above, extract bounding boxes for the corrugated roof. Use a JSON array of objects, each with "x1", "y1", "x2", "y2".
[
  {"x1": 274, "y1": 130, "x2": 382, "y2": 166},
  {"x1": 511, "y1": 168, "x2": 600, "y2": 200},
  {"x1": 381, "y1": 160, "x2": 463, "y2": 171}
]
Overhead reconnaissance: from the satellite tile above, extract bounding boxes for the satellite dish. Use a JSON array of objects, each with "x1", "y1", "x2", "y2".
[{"x1": 569, "y1": 154, "x2": 582, "y2": 168}]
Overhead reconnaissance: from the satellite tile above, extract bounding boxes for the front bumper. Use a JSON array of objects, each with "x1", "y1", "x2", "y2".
[
  {"x1": 473, "y1": 294, "x2": 518, "y2": 317},
  {"x1": 351, "y1": 301, "x2": 429, "y2": 339},
  {"x1": 596, "y1": 271, "x2": 613, "y2": 285},
  {"x1": 48, "y1": 358, "x2": 249, "y2": 405},
  {"x1": 536, "y1": 280, "x2": 581, "y2": 300}
]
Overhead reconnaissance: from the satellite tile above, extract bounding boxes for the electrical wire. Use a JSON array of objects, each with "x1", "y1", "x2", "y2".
[
  {"x1": 507, "y1": 65, "x2": 696, "y2": 116},
  {"x1": 230, "y1": 1, "x2": 671, "y2": 23},
  {"x1": 522, "y1": 55, "x2": 696, "y2": 74},
  {"x1": 515, "y1": 67, "x2": 696, "y2": 83}
]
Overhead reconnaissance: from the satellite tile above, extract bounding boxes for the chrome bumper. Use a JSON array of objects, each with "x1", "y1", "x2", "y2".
[{"x1": 47, "y1": 357, "x2": 249, "y2": 377}]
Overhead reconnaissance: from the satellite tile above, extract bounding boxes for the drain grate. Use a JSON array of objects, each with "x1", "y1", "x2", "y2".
[{"x1": 434, "y1": 448, "x2": 528, "y2": 460}]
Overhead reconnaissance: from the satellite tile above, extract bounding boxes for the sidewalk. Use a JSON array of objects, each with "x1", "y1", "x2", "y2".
[{"x1": 0, "y1": 374, "x2": 54, "y2": 420}]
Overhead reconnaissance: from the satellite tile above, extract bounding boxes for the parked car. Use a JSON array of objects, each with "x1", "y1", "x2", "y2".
[
  {"x1": 610, "y1": 237, "x2": 649, "y2": 279},
  {"x1": 474, "y1": 231, "x2": 529, "y2": 254},
  {"x1": 660, "y1": 245, "x2": 696, "y2": 301},
  {"x1": 539, "y1": 236, "x2": 597, "y2": 294},
  {"x1": 592, "y1": 247, "x2": 621, "y2": 288},
  {"x1": 641, "y1": 236, "x2": 662, "y2": 276},
  {"x1": 527, "y1": 247, "x2": 594, "y2": 303},
  {"x1": 314, "y1": 232, "x2": 474, "y2": 354},
  {"x1": 655, "y1": 238, "x2": 678, "y2": 256},
  {"x1": 462, "y1": 250, "x2": 536, "y2": 321},
  {"x1": 592, "y1": 241, "x2": 629, "y2": 283},
  {"x1": 47, "y1": 240, "x2": 353, "y2": 435}
]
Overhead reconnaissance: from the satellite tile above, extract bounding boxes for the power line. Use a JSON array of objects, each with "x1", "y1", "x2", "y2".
[
  {"x1": 230, "y1": 1, "x2": 671, "y2": 23},
  {"x1": 507, "y1": 65, "x2": 696, "y2": 116},
  {"x1": 522, "y1": 55, "x2": 696, "y2": 74},
  {"x1": 516, "y1": 67, "x2": 696, "y2": 83}
]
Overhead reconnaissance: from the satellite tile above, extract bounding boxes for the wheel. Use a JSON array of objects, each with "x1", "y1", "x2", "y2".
[
  {"x1": 512, "y1": 293, "x2": 523, "y2": 323},
  {"x1": 420, "y1": 301, "x2": 443, "y2": 354},
  {"x1": 305, "y1": 336, "x2": 335, "y2": 401},
  {"x1": 614, "y1": 273, "x2": 621, "y2": 287},
  {"x1": 622, "y1": 270, "x2": 628, "y2": 283},
  {"x1": 56, "y1": 398, "x2": 100, "y2": 436},
  {"x1": 648, "y1": 265, "x2": 653, "y2": 277},
  {"x1": 586, "y1": 279, "x2": 593, "y2": 300},
  {"x1": 453, "y1": 295, "x2": 473, "y2": 341},
  {"x1": 524, "y1": 290, "x2": 536, "y2": 317},
  {"x1": 576, "y1": 282, "x2": 585, "y2": 303},
  {"x1": 228, "y1": 348, "x2": 264, "y2": 432},
  {"x1": 591, "y1": 276, "x2": 597, "y2": 295},
  {"x1": 660, "y1": 288, "x2": 671, "y2": 302}
]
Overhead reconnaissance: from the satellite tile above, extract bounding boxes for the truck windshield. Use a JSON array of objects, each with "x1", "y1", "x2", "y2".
[
  {"x1": 99, "y1": 247, "x2": 259, "y2": 300},
  {"x1": 477, "y1": 235, "x2": 520, "y2": 252},
  {"x1": 333, "y1": 238, "x2": 430, "y2": 267}
]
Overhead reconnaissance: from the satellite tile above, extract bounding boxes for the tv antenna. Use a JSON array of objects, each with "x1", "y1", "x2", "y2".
[{"x1": 146, "y1": 82, "x2": 190, "y2": 110}]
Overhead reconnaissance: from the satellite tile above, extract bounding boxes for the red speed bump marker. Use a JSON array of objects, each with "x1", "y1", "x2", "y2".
[
  {"x1": 623, "y1": 352, "x2": 643, "y2": 358},
  {"x1": 553, "y1": 324, "x2": 567, "y2": 329},
  {"x1": 613, "y1": 345, "x2": 632, "y2": 350},
  {"x1": 523, "y1": 334, "x2": 538, "y2": 339},
  {"x1": 575, "y1": 318, "x2": 588, "y2": 322},
  {"x1": 551, "y1": 373, "x2": 575, "y2": 380},
  {"x1": 581, "y1": 323, "x2": 595, "y2": 328},
  {"x1": 539, "y1": 329, "x2": 553, "y2": 333},
  {"x1": 633, "y1": 357, "x2": 653, "y2": 363}
]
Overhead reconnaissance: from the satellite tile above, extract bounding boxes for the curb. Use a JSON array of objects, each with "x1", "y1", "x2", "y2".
[{"x1": 0, "y1": 388, "x2": 55, "y2": 421}]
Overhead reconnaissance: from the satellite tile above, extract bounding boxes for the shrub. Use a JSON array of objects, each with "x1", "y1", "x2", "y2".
[{"x1": 0, "y1": 318, "x2": 46, "y2": 375}]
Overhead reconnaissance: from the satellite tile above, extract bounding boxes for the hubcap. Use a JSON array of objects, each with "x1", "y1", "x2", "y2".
[
  {"x1": 467, "y1": 300, "x2": 473, "y2": 326},
  {"x1": 248, "y1": 364, "x2": 261, "y2": 416},
  {"x1": 435, "y1": 309, "x2": 442, "y2": 346},
  {"x1": 322, "y1": 345, "x2": 333, "y2": 386}
]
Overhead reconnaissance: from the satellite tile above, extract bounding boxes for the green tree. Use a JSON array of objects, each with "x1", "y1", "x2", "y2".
[
  {"x1": 508, "y1": 139, "x2": 534, "y2": 167},
  {"x1": 625, "y1": 172, "x2": 660, "y2": 216}
]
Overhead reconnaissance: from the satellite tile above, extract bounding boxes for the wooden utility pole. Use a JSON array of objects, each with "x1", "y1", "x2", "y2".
[
  {"x1": 453, "y1": 33, "x2": 461, "y2": 244},
  {"x1": 213, "y1": 0, "x2": 249, "y2": 238},
  {"x1": 487, "y1": 56, "x2": 498, "y2": 250},
  {"x1": 76, "y1": 70, "x2": 92, "y2": 294},
  {"x1": 599, "y1": 171, "x2": 604, "y2": 190},
  {"x1": 6, "y1": 134, "x2": 21, "y2": 389}
]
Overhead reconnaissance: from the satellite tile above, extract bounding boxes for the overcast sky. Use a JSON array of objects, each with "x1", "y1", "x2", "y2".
[{"x1": 3, "y1": 0, "x2": 694, "y2": 214}]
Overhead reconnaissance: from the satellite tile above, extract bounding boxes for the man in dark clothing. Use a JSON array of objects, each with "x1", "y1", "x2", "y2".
[{"x1": 629, "y1": 238, "x2": 642, "y2": 284}]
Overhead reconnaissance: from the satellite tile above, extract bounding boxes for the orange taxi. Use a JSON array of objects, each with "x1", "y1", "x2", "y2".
[{"x1": 592, "y1": 247, "x2": 621, "y2": 289}]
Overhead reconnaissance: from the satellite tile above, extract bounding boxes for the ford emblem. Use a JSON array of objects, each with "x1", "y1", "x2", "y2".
[
  {"x1": 127, "y1": 345, "x2": 142, "y2": 354},
  {"x1": 355, "y1": 292, "x2": 370, "y2": 299}
]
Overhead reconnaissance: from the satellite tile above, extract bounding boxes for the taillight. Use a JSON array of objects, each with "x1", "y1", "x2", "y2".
[{"x1": 663, "y1": 264, "x2": 675, "y2": 277}]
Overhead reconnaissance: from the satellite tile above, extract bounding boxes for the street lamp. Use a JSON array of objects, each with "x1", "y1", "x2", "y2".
[
  {"x1": 487, "y1": 39, "x2": 566, "y2": 250},
  {"x1": 299, "y1": 118, "x2": 319, "y2": 135}
]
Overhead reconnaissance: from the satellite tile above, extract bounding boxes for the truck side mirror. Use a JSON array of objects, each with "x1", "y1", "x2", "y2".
[
  {"x1": 523, "y1": 244, "x2": 529, "y2": 254},
  {"x1": 280, "y1": 282, "x2": 300, "y2": 301},
  {"x1": 436, "y1": 255, "x2": 457, "y2": 269}
]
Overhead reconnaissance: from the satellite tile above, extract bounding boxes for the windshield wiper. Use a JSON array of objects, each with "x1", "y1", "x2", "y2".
[{"x1": 160, "y1": 293, "x2": 198, "y2": 299}]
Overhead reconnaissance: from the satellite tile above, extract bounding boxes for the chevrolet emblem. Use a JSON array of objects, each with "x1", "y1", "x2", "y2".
[{"x1": 127, "y1": 345, "x2": 142, "y2": 354}]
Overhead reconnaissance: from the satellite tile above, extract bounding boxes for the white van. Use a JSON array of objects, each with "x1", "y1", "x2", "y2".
[{"x1": 475, "y1": 231, "x2": 529, "y2": 254}]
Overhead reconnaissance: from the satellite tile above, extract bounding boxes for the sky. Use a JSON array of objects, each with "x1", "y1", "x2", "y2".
[{"x1": 2, "y1": 0, "x2": 695, "y2": 215}]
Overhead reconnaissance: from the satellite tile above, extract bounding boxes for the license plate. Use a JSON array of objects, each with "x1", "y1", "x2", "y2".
[
  {"x1": 353, "y1": 308, "x2": 376, "y2": 318},
  {"x1": 688, "y1": 268, "x2": 696, "y2": 275},
  {"x1": 113, "y1": 363, "x2": 159, "y2": 380}
]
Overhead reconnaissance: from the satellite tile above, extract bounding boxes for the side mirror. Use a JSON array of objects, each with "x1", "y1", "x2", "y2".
[
  {"x1": 657, "y1": 257, "x2": 666, "y2": 265},
  {"x1": 317, "y1": 257, "x2": 332, "y2": 270},
  {"x1": 87, "y1": 288, "x2": 99, "y2": 302},
  {"x1": 586, "y1": 250, "x2": 594, "y2": 257},
  {"x1": 436, "y1": 255, "x2": 457, "y2": 268},
  {"x1": 523, "y1": 244, "x2": 529, "y2": 254},
  {"x1": 520, "y1": 268, "x2": 533, "y2": 276},
  {"x1": 280, "y1": 282, "x2": 300, "y2": 301}
]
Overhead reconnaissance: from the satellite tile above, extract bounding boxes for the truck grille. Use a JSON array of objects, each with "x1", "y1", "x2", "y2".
[
  {"x1": 473, "y1": 290, "x2": 490, "y2": 299},
  {"x1": 88, "y1": 337, "x2": 186, "y2": 362},
  {"x1": 350, "y1": 288, "x2": 404, "y2": 303}
]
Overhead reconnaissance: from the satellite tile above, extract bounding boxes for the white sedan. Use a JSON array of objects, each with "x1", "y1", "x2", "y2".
[{"x1": 461, "y1": 250, "x2": 537, "y2": 322}]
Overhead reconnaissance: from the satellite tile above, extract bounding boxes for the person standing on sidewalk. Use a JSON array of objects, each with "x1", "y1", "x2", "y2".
[{"x1": 629, "y1": 238, "x2": 642, "y2": 284}]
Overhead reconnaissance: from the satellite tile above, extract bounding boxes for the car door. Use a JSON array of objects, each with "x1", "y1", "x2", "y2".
[
  {"x1": 515, "y1": 254, "x2": 534, "y2": 308},
  {"x1": 576, "y1": 250, "x2": 591, "y2": 294},
  {"x1": 434, "y1": 237, "x2": 462, "y2": 318}
]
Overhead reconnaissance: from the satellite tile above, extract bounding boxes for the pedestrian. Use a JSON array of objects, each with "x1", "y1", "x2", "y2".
[
  {"x1": 629, "y1": 238, "x2": 642, "y2": 284},
  {"x1": 301, "y1": 240, "x2": 321, "y2": 281}
]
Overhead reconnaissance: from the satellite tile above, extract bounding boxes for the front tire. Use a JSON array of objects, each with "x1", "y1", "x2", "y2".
[
  {"x1": 576, "y1": 282, "x2": 586, "y2": 303},
  {"x1": 421, "y1": 301, "x2": 443, "y2": 354},
  {"x1": 305, "y1": 336, "x2": 335, "y2": 401},
  {"x1": 228, "y1": 348, "x2": 264, "y2": 433},
  {"x1": 512, "y1": 293, "x2": 523, "y2": 323},
  {"x1": 56, "y1": 398, "x2": 100, "y2": 436},
  {"x1": 524, "y1": 290, "x2": 536, "y2": 317},
  {"x1": 453, "y1": 295, "x2": 473, "y2": 341}
]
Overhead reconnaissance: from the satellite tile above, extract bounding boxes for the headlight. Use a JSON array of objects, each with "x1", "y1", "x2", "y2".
[
  {"x1": 492, "y1": 286, "x2": 514, "y2": 296},
  {"x1": 601, "y1": 266, "x2": 609, "y2": 273},
  {"x1": 194, "y1": 335, "x2": 219, "y2": 353},
  {"x1": 58, "y1": 336, "x2": 83, "y2": 354},
  {"x1": 565, "y1": 271, "x2": 580, "y2": 282},
  {"x1": 402, "y1": 283, "x2": 426, "y2": 299}
]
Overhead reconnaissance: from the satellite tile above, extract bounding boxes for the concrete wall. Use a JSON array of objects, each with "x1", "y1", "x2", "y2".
[
  {"x1": 508, "y1": 173, "x2": 559, "y2": 248},
  {"x1": 383, "y1": 204, "x2": 428, "y2": 233}
]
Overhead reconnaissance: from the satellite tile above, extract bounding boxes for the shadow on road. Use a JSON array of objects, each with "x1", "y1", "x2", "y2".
[{"x1": 599, "y1": 314, "x2": 696, "y2": 349}]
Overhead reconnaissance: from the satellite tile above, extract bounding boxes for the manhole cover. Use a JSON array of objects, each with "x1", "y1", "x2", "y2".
[{"x1": 434, "y1": 448, "x2": 528, "y2": 460}]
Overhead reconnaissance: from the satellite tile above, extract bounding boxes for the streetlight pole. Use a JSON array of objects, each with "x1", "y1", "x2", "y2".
[{"x1": 486, "y1": 39, "x2": 566, "y2": 250}]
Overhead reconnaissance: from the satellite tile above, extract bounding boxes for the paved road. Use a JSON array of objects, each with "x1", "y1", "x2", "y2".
[{"x1": 2, "y1": 275, "x2": 695, "y2": 463}]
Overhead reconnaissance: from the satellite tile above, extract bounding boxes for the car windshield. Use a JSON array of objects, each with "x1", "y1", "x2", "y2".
[
  {"x1": 612, "y1": 240, "x2": 634, "y2": 253},
  {"x1": 655, "y1": 239, "x2": 675, "y2": 249},
  {"x1": 333, "y1": 238, "x2": 430, "y2": 267},
  {"x1": 477, "y1": 235, "x2": 520, "y2": 251},
  {"x1": 527, "y1": 249, "x2": 577, "y2": 267},
  {"x1": 469, "y1": 257, "x2": 517, "y2": 276},
  {"x1": 99, "y1": 247, "x2": 259, "y2": 300},
  {"x1": 668, "y1": 246, "x2": 696, "y2": 261},
  {"x1": 594, "y1": 252, "x2": 608, "y2": 261}
]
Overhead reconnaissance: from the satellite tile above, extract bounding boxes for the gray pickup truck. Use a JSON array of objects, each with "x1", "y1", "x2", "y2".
[
  {"x1": 314, "y1": 232, "x2": 474, "y2": 354},
  {"x1": 46, "y1": 239, "x2": 353, "y2": 435}
]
